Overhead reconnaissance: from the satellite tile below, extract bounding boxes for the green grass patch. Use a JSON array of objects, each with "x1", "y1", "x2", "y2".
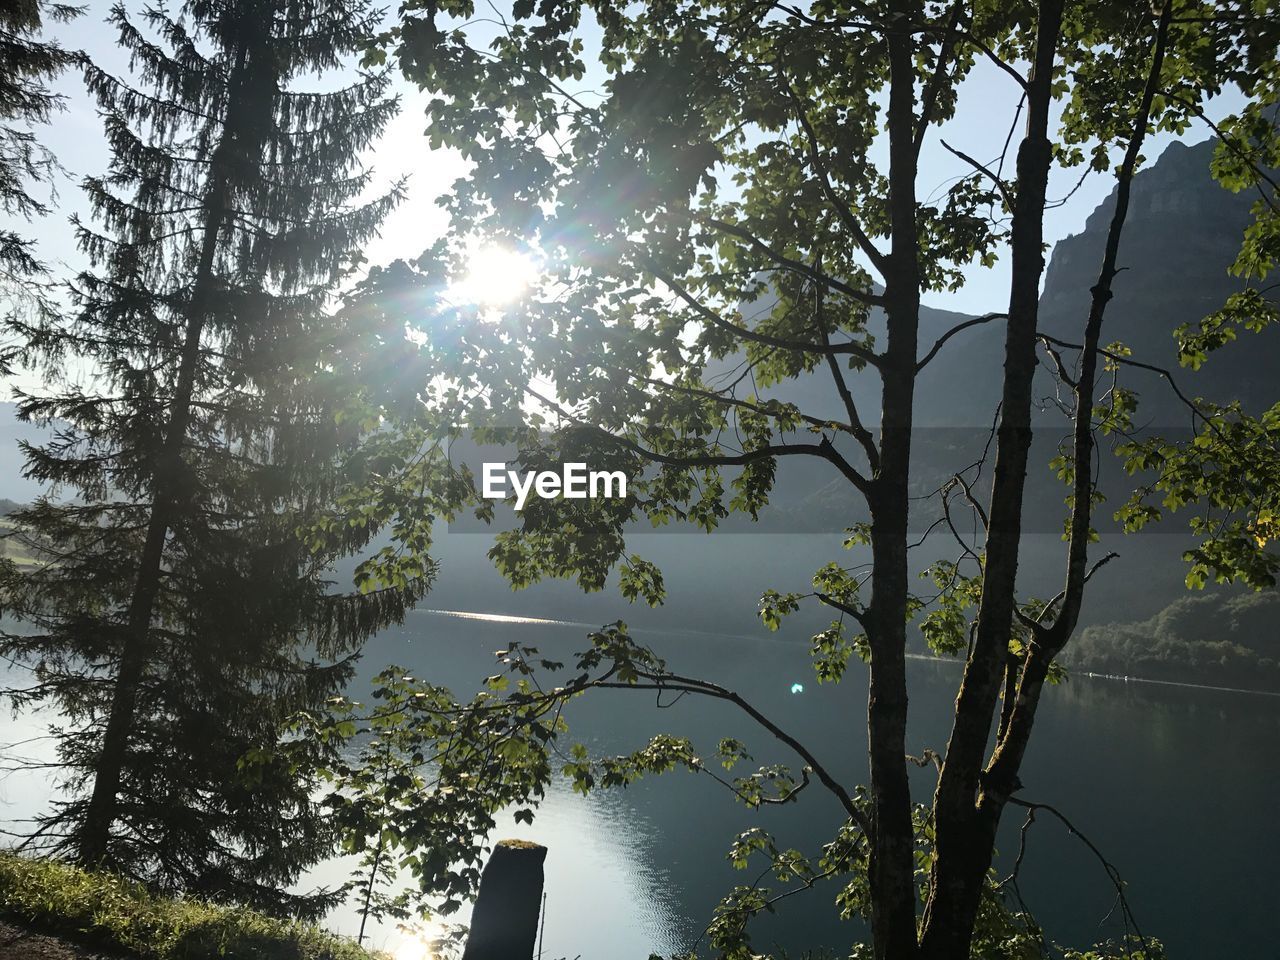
[
  {"x1": 0, "y1": 852, "x2": 379, "y2": 960},
  {"x1": 0, "y1": 520, "x2": 43, "y2": 568}
]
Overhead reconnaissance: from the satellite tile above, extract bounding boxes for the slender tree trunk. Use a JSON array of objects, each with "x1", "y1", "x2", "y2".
[
  {"x1": 919, "y1": 5, "x2": 1173, "y2": 955},
  {"x1": 358, "y1": 835, "x2": 385, "y2": 944},
  {"x1": 917, "y1": 2, "x2": 1064, "y2": 954},
  {"x1": 983, "y1": 1, "x2": 1175, "y2": 803},
  {"x1": 865, "y1": 7, "x2": 920, "y2": 957},
  {"x1": 76, "y1": 41, "x2": 249, "y2": 866},
  {"x1": 358, "y1": 749, "x2": 396, "y2": 943},
  {"x1": 866, "y1": 489, "x2": 917, "y2": 960}
]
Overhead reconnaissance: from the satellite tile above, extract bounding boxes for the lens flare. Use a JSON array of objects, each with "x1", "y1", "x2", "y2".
[{"x1": 450, "y1": 245, "x2": 538, "y2": 307}]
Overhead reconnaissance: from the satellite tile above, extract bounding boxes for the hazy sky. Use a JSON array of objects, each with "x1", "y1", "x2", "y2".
[{"x1": 16, "y1": 3, "x2": 1246, "y2": 336}]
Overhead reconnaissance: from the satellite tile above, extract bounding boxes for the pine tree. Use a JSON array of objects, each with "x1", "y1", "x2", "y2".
[
  {"x1": 0, "y1": 0, "x2": 79, "y2": 312},
  {"x1": 0, "y1": 0, "x2": 424, "y2": 916}
]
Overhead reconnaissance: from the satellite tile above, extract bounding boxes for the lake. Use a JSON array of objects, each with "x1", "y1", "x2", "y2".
[
  {"x1": 320, "y1": 609, "x2": 1280, "y2": 958},
  {"x1": 4, "y1": 532, "x2": 1278, "y2": 959}
]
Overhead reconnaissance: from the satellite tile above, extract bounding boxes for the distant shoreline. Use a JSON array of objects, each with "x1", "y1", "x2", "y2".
[
  {"x1": 1074, "y1": 670, "x2": 1280, "y2": 698},
  {"x1": 412, "y1": 608, "x2": 1280, "y2": 699}
]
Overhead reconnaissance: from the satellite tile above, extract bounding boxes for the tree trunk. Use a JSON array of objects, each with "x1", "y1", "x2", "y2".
[
  {"x1": 917, "y1": 3, "x2": 1064, "y2": 954},
  {"x1": 866, "y1": 492, "x2": 917, "y2": 960},
  {"x1": 865, "y1": 7, "x2": 921, "y2": 956},
  {"x1": 77, "y1": 208, "x2": 226, "y2": 866},
  {"x1": 983, "y1": 0, "x2": 1175, "y2": 817},
  {"x1": 920, "y1": 5, "x2": 1173, "y2": 955}
]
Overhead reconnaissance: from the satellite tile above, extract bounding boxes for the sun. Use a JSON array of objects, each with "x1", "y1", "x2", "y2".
[
  {"x1": 449, "y1": 244, "x2": 539, "y2": 308},
  {"x1": 390, "y1": 934, "x2": 433, "y2": 960}
]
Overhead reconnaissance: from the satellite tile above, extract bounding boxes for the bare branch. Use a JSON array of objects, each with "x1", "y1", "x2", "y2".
[
  {"x1": 1037, "y1": 334, "x2": 1078, "y2": 389},
  {"x1": 917, "y1": 312, "x2": 1008, "y2": 371},
  {"x1": 1039, "y1": 333, "x2": 1214, "y2": 433},
  {"x1": 946, "y1": 473, "x2": 989, "y2": 531},
  {"x1": 939, "y1": 140, "x2": 1015, "y2": 209},
  {"x1": 1007, "y1": 796, "x2": 1152, "y2": 955},
  {"x1": 1013, "y1": 551, "x2": 1119, "y2": 640},
  {"x1": 814, "y1": 277, "x2": 881, "y2": 471}
]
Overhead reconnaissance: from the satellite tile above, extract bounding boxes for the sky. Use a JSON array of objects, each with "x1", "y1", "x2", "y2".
[{"x1": 11, "y1": 1, "x2": 1248, "y2": 381}]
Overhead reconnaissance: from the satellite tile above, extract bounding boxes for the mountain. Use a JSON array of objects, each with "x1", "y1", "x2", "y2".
[
  {"x1": 931, "y1": 137, "x2": 1267, "y2": 427},
  {"x1": 770, "y1": 137, "x2": 1272, "y2": 526}
]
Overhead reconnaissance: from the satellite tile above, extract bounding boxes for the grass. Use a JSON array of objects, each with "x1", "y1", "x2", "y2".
[
  {"x1": 0, "y1": 852, "x2": 380, "y2": 960},
  {"x1": 0, "y1": 520, "x2": 42, "y2": 568}
]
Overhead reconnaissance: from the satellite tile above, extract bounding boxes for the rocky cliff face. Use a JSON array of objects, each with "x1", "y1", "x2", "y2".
[
  {"x1": 1037, "y1": 137, "x2": 1271, "y2": 415},
  {"x1": 770, "y1": 135, "x2": 1277, "y2": 546},
  {"x1": 1047, "y1": 138, "x2": 1253, "y2": 304},
  {"x1": 930, "y1": 136, "x2": 1270, "y2": 430}
]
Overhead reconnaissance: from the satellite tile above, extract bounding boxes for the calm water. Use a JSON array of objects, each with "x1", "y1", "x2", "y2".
[
  {"x1": 313, "y1": 602, "x2": 1279, "y2": 960},
  {"x1": 4, "y1": 533, "x2": 1278, "y2": 959}
]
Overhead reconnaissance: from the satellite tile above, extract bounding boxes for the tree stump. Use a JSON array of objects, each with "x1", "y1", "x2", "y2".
[{"x1": 461, "y1": 839, "x2": 547, "y2": 960}]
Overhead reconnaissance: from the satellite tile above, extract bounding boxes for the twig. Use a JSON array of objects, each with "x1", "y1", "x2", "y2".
[
  {"x1": 1006, "y1": 797, "x2": 1151, "y2": 957},
  {"x1": 940, "y1": 140, "x2": 1015, "y2": 209},
  {"x1": 917, "y1": 312, "x2": 1008, "y2": 371}
]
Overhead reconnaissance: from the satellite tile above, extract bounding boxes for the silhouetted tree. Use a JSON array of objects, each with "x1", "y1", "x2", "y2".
[{"x1": 0, "y1": 0, "x2": 423, "y2": 916}]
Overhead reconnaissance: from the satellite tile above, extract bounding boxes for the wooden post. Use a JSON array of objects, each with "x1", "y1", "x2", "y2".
[{"x1": 462, "y1": 839, "x2": 547, "y2": 960}]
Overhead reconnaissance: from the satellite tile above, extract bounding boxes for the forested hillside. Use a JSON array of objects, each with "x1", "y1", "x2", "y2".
[{"x1": 1062, "y1": 591, "x2": 1280, "y2": 691}]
